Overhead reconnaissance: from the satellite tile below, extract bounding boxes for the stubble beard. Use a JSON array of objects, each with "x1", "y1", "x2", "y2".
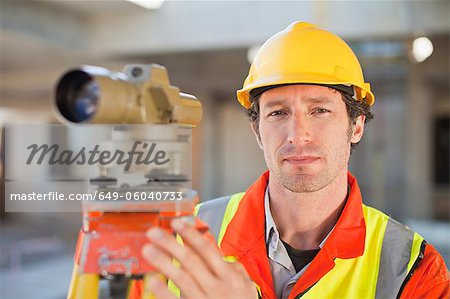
[
  {"x1": 269, "y1": 124, "x2": 353, "y2": 193},
  {"x1": 275, "y1": 152, "x2": 348, "y2": 193}
]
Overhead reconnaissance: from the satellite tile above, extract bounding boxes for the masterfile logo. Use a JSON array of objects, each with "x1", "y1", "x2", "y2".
[
  {"x1": 26, "y1": 141, "x2": 170, "y2": 171},
  {"x1": 4, "y1": 124, "x2": 193, "y2": 213}
]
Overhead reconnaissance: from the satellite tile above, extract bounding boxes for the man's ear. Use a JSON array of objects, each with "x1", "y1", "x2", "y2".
[
  {"x1": 351, "y1": 115, "x2": 365, "y2": 144},
  {"x1": 250, "y1": 122, "x2": 263, "y2": 150}
]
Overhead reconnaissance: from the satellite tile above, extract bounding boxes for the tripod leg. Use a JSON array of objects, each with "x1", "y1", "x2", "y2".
[
  {"x1": 75, "y1": 273, "x2": 99, "y2": 299},
  {"x1": 67, "y1": 264, "x2": 79, "y2": 299}
]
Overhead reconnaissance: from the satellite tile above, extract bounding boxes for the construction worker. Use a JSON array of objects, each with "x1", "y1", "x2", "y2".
[{"x1": 132, "y1": 22, "x2": 449, "y2": 298}]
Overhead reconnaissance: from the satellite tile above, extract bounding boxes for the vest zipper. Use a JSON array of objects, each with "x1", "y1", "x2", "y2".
[{"x1": 396, "y1": 240, "x2": 426, "y2": 299}]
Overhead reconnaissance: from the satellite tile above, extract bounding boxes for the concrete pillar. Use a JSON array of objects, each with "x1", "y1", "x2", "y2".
[{"x1": 405, "y1": 63, "x2": 433, "y2": 219}]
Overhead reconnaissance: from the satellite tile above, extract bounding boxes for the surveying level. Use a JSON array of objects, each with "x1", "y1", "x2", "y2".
[
  {"x1": 54, "y1": 64, "x2": 205, "y2": 298},
  {"x1": 55, "y1": 63, "x2": 202, "y2": 125}
]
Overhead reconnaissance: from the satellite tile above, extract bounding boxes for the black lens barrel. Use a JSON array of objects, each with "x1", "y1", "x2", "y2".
[{"x1": 56, "y1": 70, "x2": 99, "y2": 123}]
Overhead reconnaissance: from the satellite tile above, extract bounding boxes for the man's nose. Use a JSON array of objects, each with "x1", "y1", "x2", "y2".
[{"x1": 287, "y1": 113, "x2": 312, "y2": 145}]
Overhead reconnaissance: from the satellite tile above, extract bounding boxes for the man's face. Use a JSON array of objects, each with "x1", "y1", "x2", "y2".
[{"x1": 252, "y1": 84, "x2": 365, "y2": 193}]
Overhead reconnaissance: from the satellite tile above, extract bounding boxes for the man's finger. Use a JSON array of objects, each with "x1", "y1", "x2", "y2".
[
  {"x1": 171, "y1": 219, "x2": 232, "y2": 277},
  {"x1": 229, "y1": 261, "x2": 253, "y2": 282},
  {"x1": 142, "y1": 244, "x2": 206, "y2": 299},
  {"x1": 145, "y1": 227, "x2": 218, "y2": 291},
  {"x1": 145, "y1": 275, "x2": 178, "y2": 299}
]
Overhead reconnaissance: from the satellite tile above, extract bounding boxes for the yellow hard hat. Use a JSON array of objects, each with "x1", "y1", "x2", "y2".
[{"x1": 237, "y1": 22, "x2": 375, "y2": 108}]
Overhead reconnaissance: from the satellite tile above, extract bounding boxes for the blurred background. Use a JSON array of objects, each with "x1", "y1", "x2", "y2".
[{"x1": 0, "y1": 1, "x2": 449, "y2": 298}]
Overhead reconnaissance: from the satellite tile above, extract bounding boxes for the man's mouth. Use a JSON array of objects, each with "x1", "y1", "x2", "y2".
[{"x1": 283, "y1": 156, "x2": 321, "y2": 165}]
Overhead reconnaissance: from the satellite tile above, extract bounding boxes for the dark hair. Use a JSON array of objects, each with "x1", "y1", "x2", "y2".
[{"x1": 246, "y1": 88, "x2": 373, "y2": 152}]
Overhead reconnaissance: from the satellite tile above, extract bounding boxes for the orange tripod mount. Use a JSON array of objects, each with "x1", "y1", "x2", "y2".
[{"x1": 67, "y1": 188, "x2": 208, "y2": 299}]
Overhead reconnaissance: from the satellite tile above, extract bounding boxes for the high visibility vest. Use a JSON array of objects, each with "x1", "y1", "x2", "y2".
[{"x1": 196, "y1": 193, "x2": 426, "y2": 299}]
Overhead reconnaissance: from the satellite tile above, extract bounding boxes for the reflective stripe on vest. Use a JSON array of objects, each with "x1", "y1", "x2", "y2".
[
  {"x1": 196, "y1": 194, "x2": 425, "y2": 299},
  {"x1": 195, "y1": 192, "x2": 245, "y2": 246},
  {"x1": 376, "y1": 218, "x2": 424, "y2": 298}
]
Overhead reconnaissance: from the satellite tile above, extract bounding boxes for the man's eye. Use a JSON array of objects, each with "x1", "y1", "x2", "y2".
[
  {"x1": 314, "y1": 108, "x2": 331, "y2": 114},
  {"x1": 267, "y1": 110, "x2": 286, "y2": 117}
]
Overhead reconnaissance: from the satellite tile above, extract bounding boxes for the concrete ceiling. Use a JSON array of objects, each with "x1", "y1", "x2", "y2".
[
  {"x1": 2, "y1": 1, "x2": 449, "y2": 68},
  {"x1": 37, "y1": 0, "x2": 145, "y2": 15},
  {"x1": 1, "y1": 0, "x2": 449, "y2": 122}
]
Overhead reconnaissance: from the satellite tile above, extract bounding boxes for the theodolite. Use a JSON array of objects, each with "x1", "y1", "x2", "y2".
[{"x1": 54, "y1": 64, "x2": 206, "y2": 299}]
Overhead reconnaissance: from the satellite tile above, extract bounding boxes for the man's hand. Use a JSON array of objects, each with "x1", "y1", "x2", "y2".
[{"x1": 141, "y1": 219, "x2": 258, "y2": 299}]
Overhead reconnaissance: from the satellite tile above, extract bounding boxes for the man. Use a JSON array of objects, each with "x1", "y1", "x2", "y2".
[{"x1": 133, "y1": 22, "x2": 449, "y2": 298}]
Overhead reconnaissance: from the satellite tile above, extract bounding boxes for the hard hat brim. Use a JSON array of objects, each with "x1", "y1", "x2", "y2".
[{"x1": 237, "y1": 72, "x2": 374, "y2": 108}]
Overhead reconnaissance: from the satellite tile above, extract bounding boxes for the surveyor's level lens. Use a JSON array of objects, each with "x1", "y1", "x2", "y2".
[
  {"x1": 56, "y1": 70, "x2": 100, "y2": 123},
  {"x1": 54, "y1": 64, "x2": 202, "y2": 125}
]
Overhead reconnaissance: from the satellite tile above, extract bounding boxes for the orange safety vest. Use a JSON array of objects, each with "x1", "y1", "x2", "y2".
[{"x1": 129, "y1": 171, "x2": 449, "y2": 298}]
